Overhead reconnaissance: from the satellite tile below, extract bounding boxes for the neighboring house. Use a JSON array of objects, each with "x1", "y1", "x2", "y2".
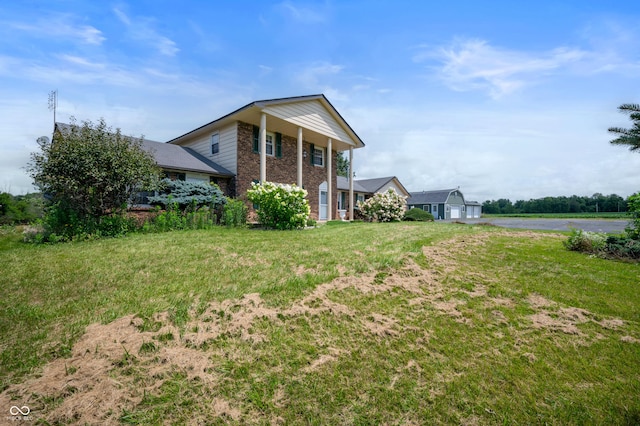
[
  {"x1": 407, "y1": 188, "x2": 482, "y2": 220},
  {"x1": 166, "y1": 94, "x2": 366, "y2": 221},
  {"x1": 336, "y1": 176, "x2": 410, "y2": 219}
]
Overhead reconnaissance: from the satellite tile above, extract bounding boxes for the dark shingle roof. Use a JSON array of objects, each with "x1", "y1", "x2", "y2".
[
  {"x1": 407, "y1": 189, "x2": 457, "y2": 205},
  {"x1": 336, "y1": 176, "x2": 369, "y2": 193},
  {"x1": 54, "y1": 122, "x2": 233, "y2": 177},
  {"x1": 355, "y1": 177, "x2": 395, "y2": 193},
  {"x1": 140, "y1": 139, "x2": 233, "y2": 176}
]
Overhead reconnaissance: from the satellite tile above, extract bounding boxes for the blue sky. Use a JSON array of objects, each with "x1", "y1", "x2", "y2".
[{"x1": 1, "y1": 0, "x2": 639, "y2": 202}]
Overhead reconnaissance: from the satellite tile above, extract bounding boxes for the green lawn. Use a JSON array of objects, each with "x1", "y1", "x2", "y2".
[{"x1": 1, "y1": 223, "x2": 639, "y2": 424}]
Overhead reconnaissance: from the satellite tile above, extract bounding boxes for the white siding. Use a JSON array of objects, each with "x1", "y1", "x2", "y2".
[
  {"x1": 378, "y1": 181, "x2": 405, "y2": 196},
  {"x1": 177, "y1": 123, "x2": 237, "y2": 174},
  {"x1": 186, "y1": 173, "x2": 210, "y2": 183},
  {"x1": 216, "y1": 124, "x2": 237, "y2": 174},
  {"x1": 263, "y1": 100, "x2": 355, "y2": 145}
]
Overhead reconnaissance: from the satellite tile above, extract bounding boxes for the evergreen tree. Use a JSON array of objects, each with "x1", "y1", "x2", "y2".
[{"x1": 609, "y1": 103, "x2": 640, "y2": 152}]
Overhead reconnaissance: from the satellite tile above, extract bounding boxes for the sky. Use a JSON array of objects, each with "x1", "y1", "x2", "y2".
[{"x1": 1, "y1": 0, "x2": 639, "y2": 203}]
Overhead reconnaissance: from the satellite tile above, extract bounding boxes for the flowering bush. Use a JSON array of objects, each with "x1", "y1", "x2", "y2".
[
  {"x1": 358, "y1": 188, "x2": 407, "y2": 222},
  {"x1": 246, "y1": 181, "x2": 310, "y2": 230},
  {"x1": 564, "y1": 228, "x2": 607, "y2": 253}
]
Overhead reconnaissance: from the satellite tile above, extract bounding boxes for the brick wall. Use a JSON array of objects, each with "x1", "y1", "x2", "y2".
[{"x1": 236, "y1": 121, "x2": 337, "y2": 220}]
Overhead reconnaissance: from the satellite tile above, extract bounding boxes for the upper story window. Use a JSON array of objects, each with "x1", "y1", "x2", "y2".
[
  {"x1": 252, "y1": 126, "x2": 282, "y2": 158},
  {"x1": 312, "y1": 146, "x2": 325, "y2": 167},
  {"x1": 211, "y1": 133, "x2": 219, "y2": 155}
]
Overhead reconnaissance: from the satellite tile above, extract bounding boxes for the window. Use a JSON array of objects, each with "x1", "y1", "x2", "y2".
[
  {"x1": 338, "y1": 192, "x2": 347, "y2": 210},
  {"x1": 312, "y1": 146, "x2": 324, "y2": 166},
  {"x1": 163, "y1": 171, "x2": 186, "y2": 181},
  {"x1": 266, "y1": 132, "x2": 274, "y2": 156},
  {"x1": 211, "y1": 133, "x2": 219, "y2": 155},
  {"x1": 252, "y1": 127, "x2": 282, "y2": 158}
]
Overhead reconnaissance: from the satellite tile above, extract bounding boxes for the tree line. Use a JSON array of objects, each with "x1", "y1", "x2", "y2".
[
  {"x1": 483, "y1": 193, "x2": 628, "y2": 214},
  {"x1": 0, "y1": 192, "x2": 44, "y2": 225}
]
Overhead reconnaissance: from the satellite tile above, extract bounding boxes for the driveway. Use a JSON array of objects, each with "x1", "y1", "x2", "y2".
[{"x1": 460, "y1": 218, "x2": 629, "y2": 233}]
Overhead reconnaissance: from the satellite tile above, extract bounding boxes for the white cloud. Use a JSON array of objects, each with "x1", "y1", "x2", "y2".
[
  {"x1": 419, "y1": 39, "x2": 587, "y2": 99},
  {"x1": 9, "y1": 15, "x2": 105, "y2": 45},
  {"x1": 294, "y1": 62, "x2": 345, "y2": 98},
  {"x1": 112, "y1": 7, "x2": 179, "y2": 57},
  {"x1": 277, "y1": 1, "x2": 327, "y2": 23}
]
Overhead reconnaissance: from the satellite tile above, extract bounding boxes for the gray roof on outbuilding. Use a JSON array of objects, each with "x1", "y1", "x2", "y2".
[{"x1": 407, "y1": 189, "x2": 457, "y2": 205}]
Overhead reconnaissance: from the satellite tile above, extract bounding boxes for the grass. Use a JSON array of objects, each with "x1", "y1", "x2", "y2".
[{"x1": 1, "y1": 222, "x2": 639, "y2": 424}]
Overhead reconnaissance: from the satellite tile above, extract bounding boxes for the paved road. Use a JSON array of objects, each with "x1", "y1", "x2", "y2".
[{"x1": 460, "y1": 218, "x2": 629, "y2": 233}]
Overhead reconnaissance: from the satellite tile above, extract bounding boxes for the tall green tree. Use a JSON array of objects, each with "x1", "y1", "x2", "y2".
[
  {"x1": 336, "y1": 151, "x2": 350, "y2": 178},
  {"x1": 609, "y1": 103, "x2": 640, "y2": 152},
  {"x1": 27, "y1": 118, "x2": 160, "y2": 238}
]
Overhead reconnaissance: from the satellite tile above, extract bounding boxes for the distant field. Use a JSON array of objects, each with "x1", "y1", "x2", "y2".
[
  {"x1": 482, "y1": 212, "x2": 629, "y2": 219},
  {"x1": 0, "y1": 222, "x2": 638, "y2": 424}
]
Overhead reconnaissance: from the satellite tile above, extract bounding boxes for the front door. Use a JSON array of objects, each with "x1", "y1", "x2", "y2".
[{"x1": 319, "y1": 181, "x2": 328, "y2": 220}]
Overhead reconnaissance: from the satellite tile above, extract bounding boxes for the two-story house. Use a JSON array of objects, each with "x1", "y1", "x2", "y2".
[{"x1": 166, "y1": 94, "x2": 365, "y2": 221}]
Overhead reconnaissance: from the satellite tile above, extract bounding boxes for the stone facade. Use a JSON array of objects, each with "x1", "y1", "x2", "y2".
[{"x1": 236, "y1": 121, "x2": 338, "y2": 220}]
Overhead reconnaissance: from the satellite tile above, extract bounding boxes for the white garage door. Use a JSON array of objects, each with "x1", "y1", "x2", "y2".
[{"x1": 450, "y1": 206, "x2": 460, "y2": 219}]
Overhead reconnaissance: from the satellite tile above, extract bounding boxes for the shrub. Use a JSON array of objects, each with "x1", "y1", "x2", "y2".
[
  {"x1": 27, "y1": 118, "x2": 160, "y2": 235},
  {"x1": 404, "y1": 208, "x2": 434, "y2": 222},
  {"x1": 564, "y1": 228, "x2": 607, "y2": 253},
  {"x1": 36, "y1": 200, "x2": 137, "y2": 242},
  {"x1": 148, "y1": 179, "x2": 226, "y2": 211},
  {"x1": 358, "y1": 189, "x2": 407, "y2": 222},
  {"x1": 606, "y1": 235, "x2": 640, "y2": 260},
  {"x1": 222, "y1": 198, "x2": 248, "y2": 228},
  {"x1": 246, "y1": 182, "x2": 310, "y2": 230},
  {"x1": 625, "y1": 192, "x2": 640, "y2": 240},
  {"x1": 564, "y1": 228, "x2": 640, "y2": 261},
  {"x1": 143, "y1": 202, "x2": 217, "y2": 232}
]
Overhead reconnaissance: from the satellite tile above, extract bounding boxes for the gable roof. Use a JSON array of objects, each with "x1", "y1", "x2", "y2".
[
  {"x1": 336, "y1": 176, "x2": 369, "y2": 193},
  {"x1": 337, "y1": 176, "x2": 409, "y2": 197},
  {"x1": 355, "y1": 177, "x2": 409, "y2": 195},
  {"x1": 408, "y1": 189, "x2": 458, "y2": 205},
  {"x1": 54, "y1": 122, "x2": 233, "y2": 177},
  {"x1": 167, "y1": 94, "x2": 365, "y2": 152}
]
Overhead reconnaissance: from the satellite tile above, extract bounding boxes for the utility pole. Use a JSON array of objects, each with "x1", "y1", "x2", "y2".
[{"x1": 48, "y1": 90, "x2": 57, "y2": 126}]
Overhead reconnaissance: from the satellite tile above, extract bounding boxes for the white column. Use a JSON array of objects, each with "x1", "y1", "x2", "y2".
[
  {"x1": 327, "y1": 138, "x2": 332, "y2": 221},
  {"x1": 260, "y1": 113, "x2": 266, "y2": 183},
  {"x1": 297, "y1": 127, "x2": 303, "y2": 187},
  {"x1": 349, "y1": 146, "x2": 354, "y2": 221}
]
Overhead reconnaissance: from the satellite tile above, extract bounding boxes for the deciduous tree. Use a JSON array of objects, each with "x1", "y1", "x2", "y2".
[{"x1": 27, "y1": 118, "x2": 160, "y2": 239}]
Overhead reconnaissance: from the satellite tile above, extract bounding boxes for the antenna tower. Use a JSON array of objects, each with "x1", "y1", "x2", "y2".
[{"x1": 48, "y1": 90, "x2": 58, "y2": 126}]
